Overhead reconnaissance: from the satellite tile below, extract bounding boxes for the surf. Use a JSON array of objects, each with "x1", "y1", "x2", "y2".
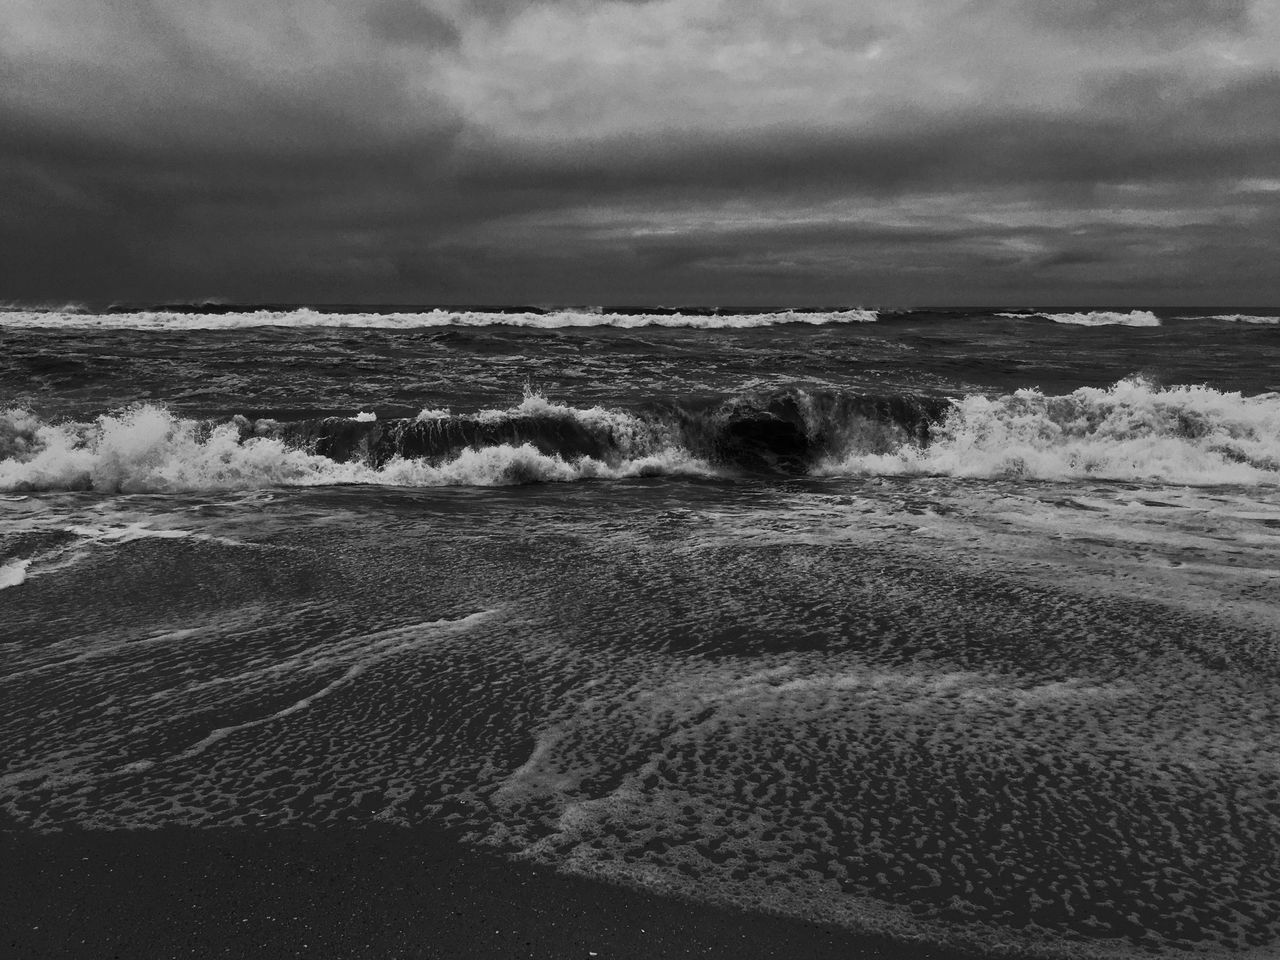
[
  {"x1": 4, "y1": 379, "x2": 1279, "y2": 493},
  {"x1": 0, "y1": 306, "x2": 880, "y2": 331}
]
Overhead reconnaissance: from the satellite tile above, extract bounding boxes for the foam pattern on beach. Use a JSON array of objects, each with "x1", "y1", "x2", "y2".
[
  {"x1": 0, "y1": 307, "x2": 879, "y2": 330},
  {"x1": 997, "y1": 311, "x2": 1161, "y2": 327},
  {"x1": 818, "y1": 378, "x2": 1280, "y2": 484},
  {"x1": 1, "y1": 488, "x2": 1277, "y2": 958}
]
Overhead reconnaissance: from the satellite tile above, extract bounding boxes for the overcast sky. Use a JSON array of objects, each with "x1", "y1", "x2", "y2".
[{"x1": 4, "y1": 0, "x2": 1279, "y2": 306}]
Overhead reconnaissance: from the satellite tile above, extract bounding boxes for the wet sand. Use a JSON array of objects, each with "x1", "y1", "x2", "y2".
[{"x1": 2, "y1": 823, "x2": 987, "y2": 960}]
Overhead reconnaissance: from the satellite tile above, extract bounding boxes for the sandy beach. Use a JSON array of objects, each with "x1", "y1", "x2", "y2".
[{"x1": 2, "y1": 822, "x2": 985, "y2": 960}]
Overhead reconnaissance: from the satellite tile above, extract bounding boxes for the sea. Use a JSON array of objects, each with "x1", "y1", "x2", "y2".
[{"x1": 2, "y1": 305, "x2": 1279, "y2": 958}]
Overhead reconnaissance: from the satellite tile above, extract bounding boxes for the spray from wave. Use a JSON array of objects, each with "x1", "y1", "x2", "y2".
[
  {"x1": 996, "y1": 311, "x2": 1161, "y2": 327},
  {"x1": 0, "y1": 307, "x2": 879, "y2": 331},
  {"x1": 0, "y1": 301, "x2": 89, "y2": 315}
]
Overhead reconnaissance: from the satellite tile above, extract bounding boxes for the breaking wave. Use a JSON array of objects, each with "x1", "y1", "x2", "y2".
[
  {"x1": 818, "y1": 378, "x2": 1280, "y2": 484},
  {"x1": 4, "y1": 380, "x2": 1278, "y2": 493},
  {"x1": 0, "y1": 404, "x2": 714, "y2": 494},
  {"x1": 997, "y1": 311, "x2": 1162, "y2": 327},
  {"x1": 0, "y1": 307, "x2": 879, "y2": 331}
]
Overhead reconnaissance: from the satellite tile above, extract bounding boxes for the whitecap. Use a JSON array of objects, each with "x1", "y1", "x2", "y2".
[
  {"x1": 996, "y1": 310, "x2": 1161, "y2": 327},
  {"x1": 0, "y1": 405, "x2": 718, "y2": 494},
  {"x1": 0, "y1": 307, "x2": 879, "y2": 331},
  {"x1": 816, "y1": 377, "x2": 1280, "y2": 485},
  {"x1": 0, "y1": 558, "x2": 31, "y2": 589}
]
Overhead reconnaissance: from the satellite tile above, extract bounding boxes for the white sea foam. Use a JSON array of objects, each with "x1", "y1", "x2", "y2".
[
  {"x1": 471, "y1": 390, "x2": 677, "y2": 458},
  {"x1": 4, "y1": 485, "x2": 1278, "y2": 957},
  {"x1": 380, "y1": 443, "x2": 714, "y2": 485},
  {"x1": 0, "y1": 405, "x2": 716, "y2": 493},
  {"x1": 0, "y1": 307, "x2": 878, "y2": 331},
  {"x1": 997, "y1": 310, "x2": 1161, "y2": 327},
  {"x1": 0, "y1": 558, "x2": 31, "y2": 589},
  {"x1": 63, "y1": 522, "x2": 193, "y2": 544},
  {"x1": 817, "y1": 378, "x2": 1280, "y2": 485}
]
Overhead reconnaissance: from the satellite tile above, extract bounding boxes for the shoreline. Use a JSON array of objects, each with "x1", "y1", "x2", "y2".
[{"x1": 2, "y1": 823, "x2": 992, "y2": 960}]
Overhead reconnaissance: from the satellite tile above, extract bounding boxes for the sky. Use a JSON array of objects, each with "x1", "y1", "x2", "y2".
[{"x1": 3, "y1": 0, "x2": 1280, "y2": 307}]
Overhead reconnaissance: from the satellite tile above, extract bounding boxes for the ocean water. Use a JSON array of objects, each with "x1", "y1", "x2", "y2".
[{"x1": 2, "y1": 306, "x2": 1279, "y2": 958}]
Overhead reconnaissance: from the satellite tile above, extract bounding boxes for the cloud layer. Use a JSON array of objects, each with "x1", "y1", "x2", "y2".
[{"x1": 3, "y1": 0, "x2": 1279, "y2": 305}]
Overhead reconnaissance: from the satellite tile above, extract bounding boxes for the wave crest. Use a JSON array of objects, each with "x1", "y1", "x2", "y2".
[
  {"x1": 0, "y1": 404, "x2": 716, "y2": 493},
  {"x1": 817, "y1": 378, "x2": 1280, "y2": 484},
  {"x1": 996, "y1": 311, "x2": 1161, "y2": 327},
  {"x1": 6, "y1": 380, "x2": 1278, "y2": 492},
  {"x1": 0, "y1": 307, "x2": 878, "y2": 331}
]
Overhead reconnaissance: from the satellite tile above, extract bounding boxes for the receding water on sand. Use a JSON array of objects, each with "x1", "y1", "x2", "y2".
[{"x1": 3, "y1": 479, "x2": 1278, "y2": 958}]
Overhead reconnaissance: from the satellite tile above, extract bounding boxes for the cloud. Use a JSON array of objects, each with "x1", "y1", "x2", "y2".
[
  {"x1": 364, "y1": 0, "x2": 461, "y2": 47},
  {"x1": 1, "y1": 0, "x2": 1279, "y2": 304},
  {"x1": 1024, "y1": 0, "x2": 1252, "y2": 39},
  {"x1": 452, "y1": 72, "x2": 1280, "y2": 205}
]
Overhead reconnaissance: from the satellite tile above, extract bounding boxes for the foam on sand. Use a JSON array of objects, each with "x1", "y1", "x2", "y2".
[{"x1": 2, "y1": 485, "x2": 1278, "y2": 958}]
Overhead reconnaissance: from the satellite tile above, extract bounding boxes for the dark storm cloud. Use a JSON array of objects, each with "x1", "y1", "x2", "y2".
[
  {"x1": 2, "y1": 0, "x2": 1279, "y2": 304},
  {"x1": 453, "y1": 93, "x2": 1280, "y2": 200}
]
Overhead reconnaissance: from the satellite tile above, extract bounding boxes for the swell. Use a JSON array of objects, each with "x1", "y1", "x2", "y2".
[{"x1": 4, "y1": 379, "x2": 1279, "y2": 492}]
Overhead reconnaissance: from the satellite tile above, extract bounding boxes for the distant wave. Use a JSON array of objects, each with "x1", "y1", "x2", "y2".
[
  {"x1": 0, "y1": 307, "x2": 879, "y2": 331},
  {"x1": 1175, "y1": 314, "x2": 1280, "y2": 325},
  {"x1": 5, "y1": 380, "x2": 1278, "y2": 492},
  {"x1": 996, "y1": 311, "x2": 1161, "y2": 327},
  {"x1": 0, "y1": 301, "x2": 89, "y2": 314}
]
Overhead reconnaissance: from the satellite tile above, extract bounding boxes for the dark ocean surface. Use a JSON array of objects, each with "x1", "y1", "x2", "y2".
[{"x1": 2, "y1": 306, "x2": 1279, "y2": 958}]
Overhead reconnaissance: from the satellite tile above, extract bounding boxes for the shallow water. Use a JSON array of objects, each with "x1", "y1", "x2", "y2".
[{"x1": 2, "y1": 308, "x2": 1279, "y2": 958}]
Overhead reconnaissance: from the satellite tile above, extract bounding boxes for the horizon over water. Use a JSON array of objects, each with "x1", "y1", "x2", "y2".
[{"x1": 3, "y1": 304, "x2": 1280, "y2": 959}]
